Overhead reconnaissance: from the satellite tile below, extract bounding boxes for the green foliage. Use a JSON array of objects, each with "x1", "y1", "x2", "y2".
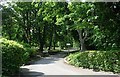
[
  {"x1": 2, "y1": 2, "x2": 120, "y2": 75},
  {"x1": 66, "y1": 50, "x2": 120, "y2": 73},
  {"x1": 90, "y1": 3, "x2": 120, "y2": 50},
  {"x1": 67, "y1": 2, "x2": 95, "y2": 30},
  {"x1": 91, "y1": 25, "x2": 119, "y2": 50},
  {"x1": 1, "y1": 38, "x2": 29, "y2": 76},
  {"x1": 23, "y1": 45, "x2": 38, "y2": 57}
]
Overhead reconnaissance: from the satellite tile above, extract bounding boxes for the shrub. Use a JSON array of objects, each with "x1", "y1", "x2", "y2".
[
  {"x1": 21, "y1": 43, "x2": 38, "y2": 57},
  {"x1": 1, "y1": 38, "x2": 29, "y2": 76},
  {"x1": 66, "y1": 50, "x2": 120, "y2": 73},
  {"x1": 24, "y1": 46, "x2": 38, "y2": 57}
]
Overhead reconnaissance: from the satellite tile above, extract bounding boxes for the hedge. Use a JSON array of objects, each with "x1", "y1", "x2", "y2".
[
  {"x1": 1, "y1": 38, "x2": 29, "y2": 76},
  {"x1": 65, "y1": 50, "x2": 120, "y2": 73}
]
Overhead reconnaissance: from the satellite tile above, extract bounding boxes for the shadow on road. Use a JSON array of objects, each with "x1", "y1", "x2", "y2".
[
  {"x1": 20, "y1": 68, "x2": 44, "y2": 77},
  {"x1": 43, "y1": 75, "x2": 119, "y2": 77},
  {"x1": 20, "y1": 52, "x2": 119, "y2": 77},
  {"x1": 32, "y1": 52, "x2": 67, "y2": 65}
]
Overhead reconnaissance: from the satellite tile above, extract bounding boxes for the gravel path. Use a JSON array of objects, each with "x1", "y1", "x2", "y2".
[{"x1": 20, "y1": 52, "x2": 119, "y2": 77}]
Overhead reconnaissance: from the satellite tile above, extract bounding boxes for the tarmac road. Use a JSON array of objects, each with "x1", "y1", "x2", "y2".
[{"x1": 20, "y1": 52, "x2": 119, "y2": 77}]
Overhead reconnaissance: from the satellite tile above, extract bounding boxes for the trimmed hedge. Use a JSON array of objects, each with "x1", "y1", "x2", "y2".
[
  {"x1": 1, "y1": 38, "x2": 29, "y2": 76},
  {"x1": 66, "y1": 50, "x2": 120, "y2": 73}
]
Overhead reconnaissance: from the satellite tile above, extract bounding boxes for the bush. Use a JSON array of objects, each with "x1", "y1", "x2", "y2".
[
  {"x1": 24, "y1": 46, "x2": 38, "y2": 57},
  {"x1": 21, "y1": 43, "x2": 38, "y2": 57},
  {"x1": 66, "y1": 50, "x2": 120, "y2": 73},
  {"x1": 1, "y1": 38, "x2": 29, "y2": 76}
]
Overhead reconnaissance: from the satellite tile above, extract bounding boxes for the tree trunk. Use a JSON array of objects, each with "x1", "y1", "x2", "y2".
[
  {"x1": 40, "y1": 25, "x2": 46, "y2": 52},
  {"x1": 40, "y1": 42, "x2": 44, "y2": 52},
  {"x1": 80, "y1": 39, "x2": 86, "y2": 51},
  {"x1": 48, "y1": 26, "x2": 53, "y2": 50},
  {"x1": 48, "y1": 35, "x2": 53, "y2": 50},
  {"x1": 26, "y1": 11, "x2": 31, "y2": 45},
  {"x1": 77, "y1": 29, "x2": 87, "y2": 52},
  {"x1": 29, "y1": 11, "x2": 32, "y2": 45},
  {"x1": 53, "y1": 26, "x2": 56, "y2": 50},
  {"x1": 53, "y1": 33, "x2": 56, "y2": 50},
  {"x1": 38, "y1": 27, "x2": 43, "y2": 54}
]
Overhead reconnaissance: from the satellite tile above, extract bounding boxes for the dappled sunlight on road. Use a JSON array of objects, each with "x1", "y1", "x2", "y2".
[{"x1": 20, "y1": 53, "x2": 118, "y2": 77}]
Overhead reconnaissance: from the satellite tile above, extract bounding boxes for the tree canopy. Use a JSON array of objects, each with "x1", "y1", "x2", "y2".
[
  {"x1": 1, "y1": 1, "x2": 120, "y2": 76},
  {"x1": 2, "y1": 2, "x2": 120, "y2": 52}
]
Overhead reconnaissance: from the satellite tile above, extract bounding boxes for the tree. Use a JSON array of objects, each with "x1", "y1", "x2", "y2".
[
  {"x1": 56, "y1": 2, "x2": 96, "y2": 51},
  {"x1": 91, "y1": 2, "x2": 120, "y2": 50}
]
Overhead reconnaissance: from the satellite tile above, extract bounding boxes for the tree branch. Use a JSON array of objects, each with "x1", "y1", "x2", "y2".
[
  {"x1": 77, "y1": 29, "x2": 82, "y2": 41},
  {"x1": 83, "y1": 30, "x2": 88, "y2": 40}
]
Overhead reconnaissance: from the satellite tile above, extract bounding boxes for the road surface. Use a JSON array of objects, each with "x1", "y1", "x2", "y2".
[{"x1": 20, "y1": 52, "x2": 119, "y2": 77}]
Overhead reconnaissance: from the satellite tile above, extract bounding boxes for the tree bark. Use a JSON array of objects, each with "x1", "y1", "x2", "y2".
[
  {"x1": 38, "y1": 27, "x2": 43, "y2": 54},
  {"x1": 48, "y1": 25, "x2": 53, "y2": 50},
  {"x1": 26, "y1": 11, "x2": 31, "y2": 45},
  {"x1": 80, "y1": 39, "x2": 86, "y2": 52},
  {"x1": 53, "y1": 26, "x2": 56, "y2": 50},
  {"x1": 40, "y1": 25, "x2": 46, "y2": 52},
  {"x1": 77, "y1": 29, "x2": 87, "y2": 52}
]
